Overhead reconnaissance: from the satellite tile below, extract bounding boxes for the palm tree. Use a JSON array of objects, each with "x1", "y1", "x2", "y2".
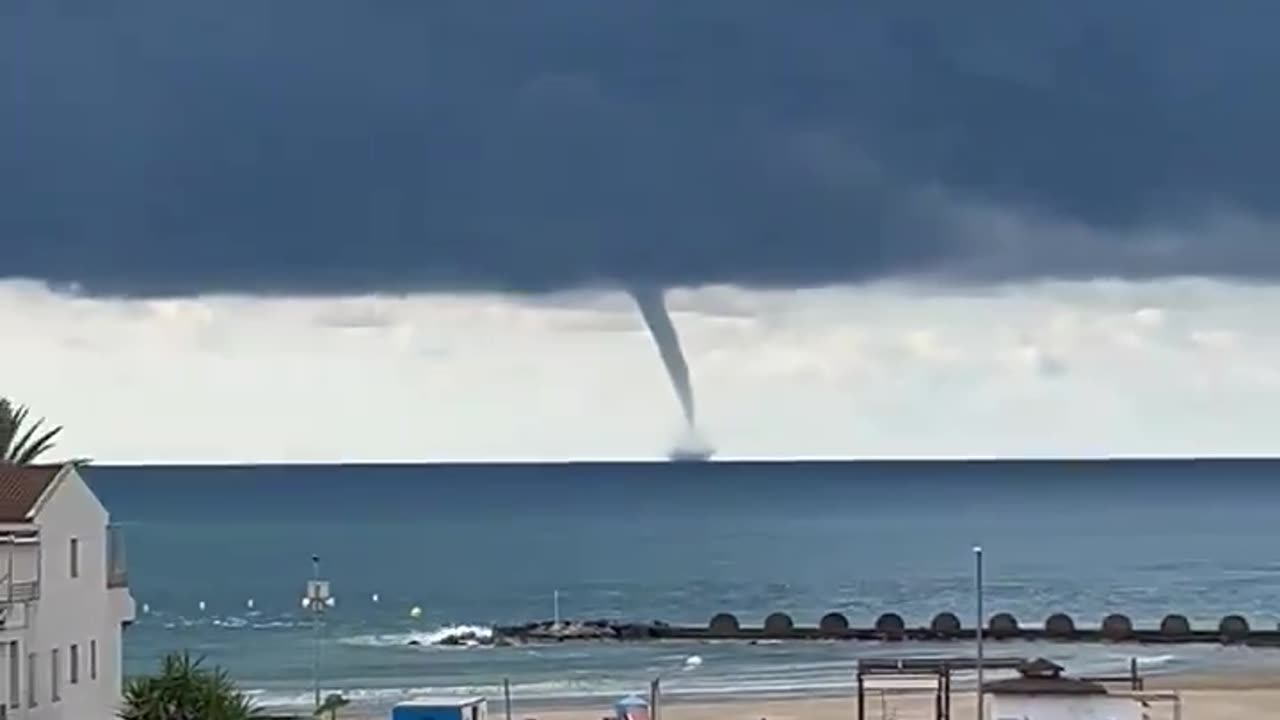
[
  {"x1": 0, "y1": 397, "x2": 63, "y2": 464},
  {"x1": 120, "y1": 652, "x2": 261, "y2": 720}
]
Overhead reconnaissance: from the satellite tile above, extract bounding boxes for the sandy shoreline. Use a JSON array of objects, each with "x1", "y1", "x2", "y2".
[{"x1": 328, "y1": 672, "x2": 1280, "y2": 719}]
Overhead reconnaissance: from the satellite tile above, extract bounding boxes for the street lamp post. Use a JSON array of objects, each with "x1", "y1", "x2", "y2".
[
  {"x1": 974, "y1": 545, "x2": 985, "y2": 720},
  {"x1": 304, "y1": 555, "x2": 333, "y2": 710}
]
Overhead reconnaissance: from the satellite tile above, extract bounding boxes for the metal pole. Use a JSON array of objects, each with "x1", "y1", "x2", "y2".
[
  {"x1": 649, "y1": 676, "x2": 659, "y2": 720},
  {"x1": 312, "y1": 555, "x2": 321, "y2": 710},
  {"x1": 7, "y1": 536, "x2": 14, "y2": 605},
  {"x1": 945, "y1": 669, "x2": 952, "y2": 720},
  {"x1": 504, "y1": 678, "x2": 513, "y2": 720},
  {"x1": 974, "y1": 545, "x2": 984, "y2": 720},
  {"x1": 856, "y1": 671, "x2": 864, "y2": 720}
]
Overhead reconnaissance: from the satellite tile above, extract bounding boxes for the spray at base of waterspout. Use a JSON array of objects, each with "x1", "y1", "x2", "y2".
[{"x1": 668, "y1": 424, "x2": 715, "y2": 462}]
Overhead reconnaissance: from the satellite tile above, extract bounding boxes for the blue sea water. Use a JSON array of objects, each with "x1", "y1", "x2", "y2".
[{"x1": 87, "y1": 460, "x2": 1280, "y2": 711}]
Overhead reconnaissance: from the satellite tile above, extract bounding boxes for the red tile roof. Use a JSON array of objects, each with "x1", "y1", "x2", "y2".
[{"x1": 0, "y1": 464, "x2": 64, "y2": 522}]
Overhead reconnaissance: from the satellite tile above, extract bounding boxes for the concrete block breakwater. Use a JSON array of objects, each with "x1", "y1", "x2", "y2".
[{"x1": 489, "y1": 612, "x2": 1280, "y2": 646}]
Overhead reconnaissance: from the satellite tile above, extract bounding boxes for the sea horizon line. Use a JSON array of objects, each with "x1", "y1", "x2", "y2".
[{"x1": 82, "y1": 454, "x2": 1280, "y2": 469}]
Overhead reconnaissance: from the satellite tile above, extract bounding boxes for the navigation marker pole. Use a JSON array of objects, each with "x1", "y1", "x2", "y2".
[
  {"x1": 974, "y1": 545, "x2": 985, "y2": 720},
  {"x1": 304, "y1": 555, "x2": 333, "y2": 711}
]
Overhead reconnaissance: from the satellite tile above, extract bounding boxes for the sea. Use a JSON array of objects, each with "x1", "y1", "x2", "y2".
[{"x1": 88, "y1": 460, "x2": 1280, "y2": 713}]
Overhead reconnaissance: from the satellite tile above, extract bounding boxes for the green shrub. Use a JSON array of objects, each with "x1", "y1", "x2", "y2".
[{"x1": 120, "y1": 652, "x2": 261, "y2": 720}]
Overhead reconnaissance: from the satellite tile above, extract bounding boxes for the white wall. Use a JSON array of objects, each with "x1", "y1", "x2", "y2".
[
  {"x1": 990, "y1": 695, "x2": 1145, "y2": 720},
  {"x1": 0, "y1": 468, "x2": 130, "y2": 720}
]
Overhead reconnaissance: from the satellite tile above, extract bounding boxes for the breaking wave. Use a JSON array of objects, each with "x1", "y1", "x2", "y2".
[{"x1": 339, "y1": 624, "x2": 494, "y2": 648}]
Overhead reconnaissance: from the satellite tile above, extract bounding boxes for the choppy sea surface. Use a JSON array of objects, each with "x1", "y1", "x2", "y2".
[{"x1": 88, "y1": 460, "x2": 1280, "y2": 712}]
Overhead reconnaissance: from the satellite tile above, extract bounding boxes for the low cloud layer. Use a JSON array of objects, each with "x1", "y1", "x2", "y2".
[
  {"x1": 4, "y1": 2, "x2": 1280, "y2": 294},
  {"x1": 3, "y1": 278, "x2": 1279, "y2": 462}
]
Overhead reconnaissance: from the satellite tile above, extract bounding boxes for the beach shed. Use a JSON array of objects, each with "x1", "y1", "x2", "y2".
[
  {"x1": 392, "y1": 696, "x2": 488, "y2": 720},
  {"x1": 613, "y1": 694, "x2": 650, "y2": 720},
  {"x1": 986, "y1": 659, "x2": 1143, "y2": 720}
]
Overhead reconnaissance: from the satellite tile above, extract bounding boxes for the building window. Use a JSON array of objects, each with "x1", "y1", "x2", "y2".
[
  {"x1": 70, "y1": 644, "x2": 80, "y2": 685},
  {"x1": 26, "y1": 652, "x2": 36, "y2": 708},
  {"x1": 50, "y1": 648, "x2": 60, "y2": 702},
  {"x1": 70, "y1": 537, "x2": 80, "y2": 578},
  {"x1": 89, "y1": 640, "x2": 97, "y2": 681},
  {"x1": 7, "y1": 642, "x2": 18, "y2": 709}
]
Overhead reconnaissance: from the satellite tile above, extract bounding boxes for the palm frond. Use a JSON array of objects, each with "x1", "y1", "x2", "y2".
[
  {"x1": 0, "y1": 399, "x2": 63, "y2": 464},
  {"x1": 120, "y1": 651, "x2": 261, "y2": 720},
  {"x1": 0, "y1": 399, "x2": 19, "y2": 459},
  {"x1": 11, "y1": 419, "x2": 62, "y2": 464}
]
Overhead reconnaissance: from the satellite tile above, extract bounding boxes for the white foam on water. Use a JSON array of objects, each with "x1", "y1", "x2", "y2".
[
  {"x1": 243, "y1": 654, "x2": 872, "y2": 712},
  {"x1": 158, "y1": 613, "x2": 304, "y2": 631},
  {"x1": 1132, "y1": 654, "x2": 1179, "y2": 669},
  {"x1": 245, "y1": 672, "x2": 861, "y2": 712},
  {"x1": 339, "y1": 624, "x2": 494, "y2": 648}
]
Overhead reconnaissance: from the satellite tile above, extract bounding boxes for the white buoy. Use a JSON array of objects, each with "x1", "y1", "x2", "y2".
[
  {"x1": 684, "y1": 655, "x2": 703, "y2": 670},
  {"x1": 198, "y1": 601, "x2": 206, "y2": 612},
  {"x1": 300, "y1": 597, "x2": 311, "y2": 609},
  {"x1": 246, "y1": 598, "x2": 255, "y2": 610},
  {"x1": 141, "y1": 603, "x2": 150, "y2": 614},
  {"x1": 325, "y1": 596, "x2": 336, "y2": 608},
  {"x1": 409, "y1": 605, "x2": 423, "y2": 619},
  {"x1": 372, "y1": 593, "x2": 380, "y2": 603}
]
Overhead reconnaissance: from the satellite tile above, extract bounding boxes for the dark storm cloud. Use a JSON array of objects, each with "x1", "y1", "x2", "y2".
[{"x1": 3, "y1": 1, "x2": 1280, "y2": 295}]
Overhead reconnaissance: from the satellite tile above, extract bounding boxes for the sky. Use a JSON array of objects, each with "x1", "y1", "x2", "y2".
[{"x1": 3, "y1": 2, "x2": 1280, "y2": 462}]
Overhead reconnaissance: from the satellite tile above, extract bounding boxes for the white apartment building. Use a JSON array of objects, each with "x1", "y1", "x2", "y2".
[{"x1": 0, "y1": 463, "x2": 136, "y2": 720}]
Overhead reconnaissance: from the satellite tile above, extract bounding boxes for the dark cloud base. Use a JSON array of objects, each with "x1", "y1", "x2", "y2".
[{"x1": 3, "y1": 1, "x2": 1279, "y2": 295}]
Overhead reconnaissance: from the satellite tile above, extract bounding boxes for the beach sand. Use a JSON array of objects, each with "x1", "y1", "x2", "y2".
[{"x1": 345, "y1": 674, "x2": 1280, "y2": 720}]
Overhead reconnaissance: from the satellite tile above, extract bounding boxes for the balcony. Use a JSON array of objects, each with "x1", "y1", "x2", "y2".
[
  {"x1": 0, "y1": 577, "x2": 37, "y2": 631},
  {"x1": 0, "y1": 532, "x2": 39, "y2": 623},
  {"x1": 0, "y1": 579, "x2": 38, "y2": 605},
  {"x1": 107, "y1": 524, "x2": 128, "y2": 589}
]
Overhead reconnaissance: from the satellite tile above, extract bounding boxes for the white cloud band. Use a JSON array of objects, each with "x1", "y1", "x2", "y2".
[{"x1": 1, "y1": 278, "x2": 1274, "y2": 463}]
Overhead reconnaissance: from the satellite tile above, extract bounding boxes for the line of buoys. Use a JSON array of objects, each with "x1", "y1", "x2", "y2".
[{"x1": 131, "y1": 594, "x2": 426, "y2": 617}]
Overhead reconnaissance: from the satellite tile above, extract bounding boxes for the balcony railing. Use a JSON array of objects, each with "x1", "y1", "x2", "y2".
[
  {"x1": 0, "y1": 580, "x2": 38, "y2": 605},
  {"x1": 107, "y1": 524, "x2": 128, "y2": 589}
]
